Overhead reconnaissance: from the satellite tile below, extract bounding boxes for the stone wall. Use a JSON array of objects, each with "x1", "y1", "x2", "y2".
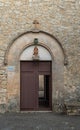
[{"x1": 0, "y1": 0, "x2": 80, "y2": 113}]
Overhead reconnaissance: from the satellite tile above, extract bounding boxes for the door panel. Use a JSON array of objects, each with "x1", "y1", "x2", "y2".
[
  {"x1": 20, "y1": 72, "x2": 35, "y2": 110},
  {"x1": 38, "y1": 62, "x2": 51, "y2": 72},
  {"x1": 21, "y1": 62, "x2": 34, "y2": 72}
]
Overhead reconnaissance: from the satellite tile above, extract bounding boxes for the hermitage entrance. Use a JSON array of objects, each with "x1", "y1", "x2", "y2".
[
  {"x1": 20, "y1": 61, "x2": 52, "y2": 111},
  {"x1": 5, "y1": 31, "x2": 64, "y2": 112}
]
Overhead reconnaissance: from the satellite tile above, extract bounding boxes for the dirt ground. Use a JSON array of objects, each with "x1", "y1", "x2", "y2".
[{"x1": 0, "y1": 112, "x2": 80, "y2": 130}]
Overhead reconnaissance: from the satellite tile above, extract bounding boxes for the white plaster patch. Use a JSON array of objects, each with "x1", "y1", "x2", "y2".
[{"x1": 20, "y1": 45, "x2": 52, "y2": 61}]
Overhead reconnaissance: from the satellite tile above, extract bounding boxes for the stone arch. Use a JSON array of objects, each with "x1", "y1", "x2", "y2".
[
  {"x1": 6, "y1": 31, "x2": 65, "y2": 112},
  {"x1": 4, "y1": 31, "x2": 66, "y2": 65}
]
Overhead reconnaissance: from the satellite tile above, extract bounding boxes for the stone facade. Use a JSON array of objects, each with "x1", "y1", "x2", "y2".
[{"x1": 0, "y1": 0, "x2": 80, "y2": 114}]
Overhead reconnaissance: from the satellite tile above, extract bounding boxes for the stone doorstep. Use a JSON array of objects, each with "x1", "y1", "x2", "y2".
[{"x1": 65, "y1": 102, "x2": 80, "y2": 115}]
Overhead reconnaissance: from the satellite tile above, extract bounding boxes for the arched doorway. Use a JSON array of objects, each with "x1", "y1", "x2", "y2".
[
  {"x1": 4, "y1": 31, "x2": 65, "y2": 112},
  {"x1": 20, "y1": 45, "x2": 52, "y2": 110}
]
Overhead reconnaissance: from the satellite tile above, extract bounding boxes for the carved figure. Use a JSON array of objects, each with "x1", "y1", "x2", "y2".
[{"x1": 33, "y1": 46, "x2": 38, "y2": 56}]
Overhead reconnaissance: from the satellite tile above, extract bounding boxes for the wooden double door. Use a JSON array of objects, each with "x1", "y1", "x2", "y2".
[{"x1": 20, "y1": 61, "x2": 52, "y2": 111}]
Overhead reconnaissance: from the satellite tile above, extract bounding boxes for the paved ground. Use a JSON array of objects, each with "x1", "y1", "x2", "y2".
[{"x1": 0, "y1": 112, "x2": 80, "y2": 130}]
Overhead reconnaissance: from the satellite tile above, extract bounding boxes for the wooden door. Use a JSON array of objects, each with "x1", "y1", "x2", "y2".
[
  {"x1": 20, "y1": 62, "x2": 38, "y2": 110},
  {"x1": 20, "y1": 61, "x2": 52, "y2": 111}
]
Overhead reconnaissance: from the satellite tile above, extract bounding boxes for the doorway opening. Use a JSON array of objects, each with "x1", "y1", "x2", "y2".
[{"x1": 39, "y1": 75, "x2": 50, "y2": 109}]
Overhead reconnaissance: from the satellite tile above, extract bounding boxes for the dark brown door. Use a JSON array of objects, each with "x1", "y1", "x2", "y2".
[{"x1": 20, "y1": 61, "x2": 52, "y2": 111}]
